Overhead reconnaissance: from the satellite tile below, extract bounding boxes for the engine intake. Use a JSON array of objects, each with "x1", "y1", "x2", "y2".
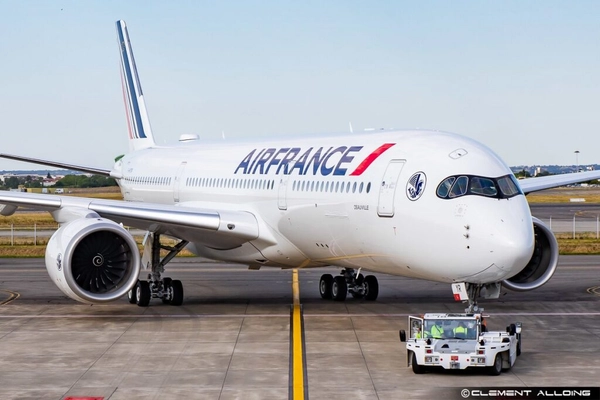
[
  {"x1": 45, "y1": 217, "x2": 140, "y2": 303},
  {"x1": 502, "y1": 217, "x2": 558, "y2": 291}
]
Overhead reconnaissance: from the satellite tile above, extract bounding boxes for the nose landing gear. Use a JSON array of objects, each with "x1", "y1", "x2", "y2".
[{"x1": 319, "y1": 268, "x2": 379, "y2": 301}]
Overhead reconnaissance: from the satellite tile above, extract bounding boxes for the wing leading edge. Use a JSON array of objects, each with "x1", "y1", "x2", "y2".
[
  {"x1": 0, "y1": 191, "x2": 260, "y2": 250},
  {"x1": 518, "y1": 170, "x2": 600, "y2": 194},
  {"x1": 0, "y1": 153, "x2": 112, "y2": 177}
]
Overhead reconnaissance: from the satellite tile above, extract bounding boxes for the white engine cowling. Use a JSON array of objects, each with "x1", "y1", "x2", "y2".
[
  {"x1": 45, "y1": 217, "x2": 140, "y2": 303},
  {"x1": 502, "y1": 217, "x2": 559, "y2": 291}
]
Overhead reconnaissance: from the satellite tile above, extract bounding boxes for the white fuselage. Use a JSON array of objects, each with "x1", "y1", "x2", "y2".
[{"x1": 114, "y1": 129, "x2": 534, "y2": 285}]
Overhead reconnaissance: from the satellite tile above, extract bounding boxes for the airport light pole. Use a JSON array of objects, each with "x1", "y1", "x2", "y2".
[{"x1": 575, "y1": 150, "x2": 580, "y2": 172}]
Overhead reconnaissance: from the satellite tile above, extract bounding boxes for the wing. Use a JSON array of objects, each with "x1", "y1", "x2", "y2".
[
  {"x1": 0, "y1": 191, "x2": 265, "y2": 250},
  {"x1": 0, "y1": 153, "x2": 113, "y2": 177},
  {"x1": 518, "y1": 170, "x2": 600, "y2": 194}
]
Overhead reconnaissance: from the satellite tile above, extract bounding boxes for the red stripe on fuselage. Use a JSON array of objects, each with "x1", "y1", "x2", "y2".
[{"x1": 349, "y1": 143, "x2": 395, "y2": 176}]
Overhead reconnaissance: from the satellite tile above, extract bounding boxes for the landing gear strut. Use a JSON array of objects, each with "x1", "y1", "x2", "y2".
[
  {"x1": 128, "y1": 233, "x2": 189, "y2": 307},
  {"x1": 465, "y1": 284, "x2": 482, "y2": 314},
  {"x1": 453, "y1": 282, "x2": 501, "y2": 313},
  {"x1": 319, "y1": 268, "x2": 379, "y2": 301}
]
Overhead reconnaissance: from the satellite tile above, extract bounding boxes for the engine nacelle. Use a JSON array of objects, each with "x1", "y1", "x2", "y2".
[
  {"x1": 502, "y1": 217, "x2": 559, "y2": 292},
  {"x1": 45, "y1": 217, "x2": 140, "y2": 303}
]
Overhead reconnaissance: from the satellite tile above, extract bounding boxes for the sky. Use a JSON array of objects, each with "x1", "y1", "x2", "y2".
[{"x1": 1, "y1": 1, "x2": 599, "y2": 170}]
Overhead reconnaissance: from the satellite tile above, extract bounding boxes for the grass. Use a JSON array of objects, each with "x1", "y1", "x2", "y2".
[
  {"x1": 555, "y1": 233, "x2": 600, "y2": 255},
  {"x1": 526, "y1": 187, "x2": 600, "y2": 203}
]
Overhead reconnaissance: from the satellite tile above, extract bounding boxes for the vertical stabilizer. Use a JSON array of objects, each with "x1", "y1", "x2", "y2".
[{"x1": 116, "y1": 20, "x2": 155, "y2": 151}]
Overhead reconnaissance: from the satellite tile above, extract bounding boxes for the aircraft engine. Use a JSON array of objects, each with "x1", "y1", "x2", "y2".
[
  {"x1": 45, "y1": 217, "x2": 140, "y2": 303},
  {"x1": 502, "y1": 217, "x2": 559, "y2": 292}
]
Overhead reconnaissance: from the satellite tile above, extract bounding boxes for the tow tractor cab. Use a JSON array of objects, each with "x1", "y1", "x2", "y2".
[{"x1": 399, "y1": 313, "x2": 522, "y2": 375}]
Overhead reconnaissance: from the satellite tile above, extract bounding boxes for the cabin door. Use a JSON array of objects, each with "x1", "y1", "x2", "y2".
[{"x1": 377, "y1": 159, "x2": 405, "y2": 217}]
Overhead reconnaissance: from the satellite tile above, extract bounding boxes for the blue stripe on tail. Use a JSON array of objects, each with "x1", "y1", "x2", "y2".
[{"x1": 116, "y1": 22, "x2": 147, "y2": 139}]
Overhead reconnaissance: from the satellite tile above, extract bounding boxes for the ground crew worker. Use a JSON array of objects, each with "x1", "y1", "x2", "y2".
[
  {"x1": 453, "y1": 321, "x2": 468, "y2": 338},
  {"x1": 411, "y1": 320, "x2": 423, "y2": 338},
  {"x1": 426, "y1": 320, "x2": 444, "y2": 338}
]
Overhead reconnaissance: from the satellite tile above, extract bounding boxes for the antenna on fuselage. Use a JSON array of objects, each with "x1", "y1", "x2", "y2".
[
  {"x1": 222, "y1": 130, "x2": 225, "y2": 140},
  {"x1": 349, "y1": 122, "x2": 353, "y2": 133}
]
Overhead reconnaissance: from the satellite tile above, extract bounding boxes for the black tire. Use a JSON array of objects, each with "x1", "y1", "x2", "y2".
[
  {"x1": 411, "y1": 352, "x2": 425, "y2": 374},
  {"x1": 319, "y1": 274, "x2": 333, "y2": 299},
  {"x1": 399, "y1": 330, "x2": 406, "y2": 342},
  {"x1": 517, "y1": 336, "x2": 522, "y2": 356},
  {"x1": 127, "y1": 281, "x2": 138, "y2": 304},
  {"x1": 331, "y1": 276, "x2": 347, "y2": 301},
  {"x1": 136, "y1": 281, "x2": 151, "y2": 307},
  {"x1": 161, "y1": 278, "x2": 172, "y2": 304},
  {"x1": 489, "y1": 354, "x2": 502, "y2": 376},
  {"x1": 169, "y1": 280, "x2": 184, "y2": 306},
  {"x1": 364, "y1": 275, "x2": 379, "y2": 301}
]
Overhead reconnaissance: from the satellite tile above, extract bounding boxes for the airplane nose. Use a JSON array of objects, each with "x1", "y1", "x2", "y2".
[{"x1": 462, "y1": 197, "x2": 534, "y2": 282}]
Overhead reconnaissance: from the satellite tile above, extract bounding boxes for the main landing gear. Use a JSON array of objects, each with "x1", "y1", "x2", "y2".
[
  {"x1": 127, "y1": 233, "x2": 189, "y2": 307},
  {"x1": 319, "y1": 268, "x2": 379, "y2": 301}
]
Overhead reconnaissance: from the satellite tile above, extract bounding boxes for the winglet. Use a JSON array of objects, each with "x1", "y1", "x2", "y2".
[{"x1": 116, "y1": 20, "x2": 155, "y2": 151}]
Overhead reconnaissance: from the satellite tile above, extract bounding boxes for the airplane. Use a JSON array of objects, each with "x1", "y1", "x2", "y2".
[{"x1": 1, "y1": 20, "x2": 600, "y2": 311}]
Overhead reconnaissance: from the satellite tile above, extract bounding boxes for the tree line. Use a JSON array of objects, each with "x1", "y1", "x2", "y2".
[{"x1": 1, "y1": 174, "x2": 117, "y2": 189}]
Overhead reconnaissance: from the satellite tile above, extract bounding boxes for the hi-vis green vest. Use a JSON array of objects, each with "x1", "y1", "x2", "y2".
[
  {"x1": 453, "y1": 326, "x2": 467, "y2": 336},
  {"x1": 429, "y1": 324, "x2": 444, "y2": 338}
]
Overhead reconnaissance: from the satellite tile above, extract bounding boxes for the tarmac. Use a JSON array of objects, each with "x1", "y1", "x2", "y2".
[{"x1": 0, "y1": 255, "x2": 599, "y2": 400}]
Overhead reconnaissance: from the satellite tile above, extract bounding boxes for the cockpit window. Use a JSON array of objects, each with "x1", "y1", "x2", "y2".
[
  {"x1": 449, "y1": 176, "x2": 468, "y2": 198},
  {"x1": 469, "y1": 177, "x2": 497, "y2": 197},
  {"x1": 497, "y1": 175, "x2": 520, "y2": 197},
  {"x1": 436, "y1": 174, "x2": 523, "y2": 200},
  {"x1": 436, "y1": 177, "x2": 455, "y2": 198}
]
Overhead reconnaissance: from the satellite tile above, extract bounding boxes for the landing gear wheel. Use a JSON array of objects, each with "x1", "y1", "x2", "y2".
[
  {"x1": 319, "y1": 274, "x2": 333, "y2": 299},
  {"x1": 161, "y1": 278, "x2": 172, "y2": 304},
  {"x1": 136, "y1": 281, "x2": 151, "y2": 307},
  {"x1": 170, "y1": 280, "x2": 184, "y2": 306},
  {"x1": 331, "y1": 276, "x2": 347, "y2": 301},
  {"x1": 489, "y1": 354, "x2": 502, "y2": 376},
  {"x1": 364, "y1": 275, "x2": 379, "y2": 301},
  {"x1": 127, "y1": 281, "x2": 138, "y2": 304},
  {"x1": 411, "y1": 352, "x2": 425, "y2": 374}
]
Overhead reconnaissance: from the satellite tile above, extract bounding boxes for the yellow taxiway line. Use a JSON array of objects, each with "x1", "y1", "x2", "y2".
[
  {"x1": 291, "y1": 269, "x2": 307, "y2": 400},
  {"x1": 0, "y1": 290, "x2": 20, "y2": 306}
]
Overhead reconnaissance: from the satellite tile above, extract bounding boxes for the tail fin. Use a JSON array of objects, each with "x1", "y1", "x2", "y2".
[{"x1": 116, "y1": 20, "x2": 155, "y2": 151}]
